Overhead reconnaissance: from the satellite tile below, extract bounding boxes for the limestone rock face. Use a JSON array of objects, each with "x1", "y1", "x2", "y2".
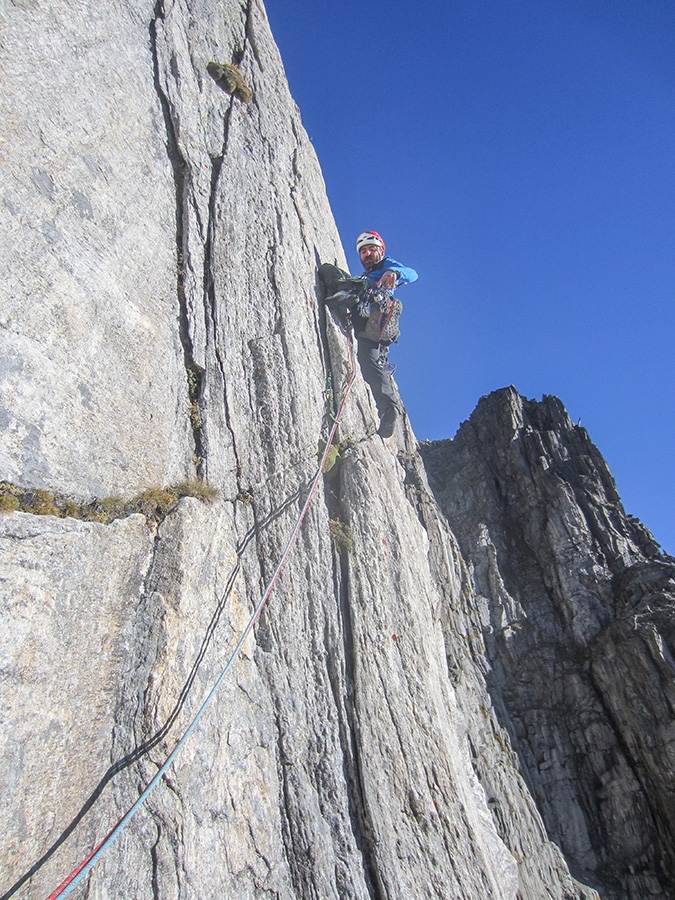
[
  {"x1": 0, "y1": 4, "x2": 670, "y2": 900},
  {"x1": 421, "y1": 388, "x2": 675, "y2": 900}
]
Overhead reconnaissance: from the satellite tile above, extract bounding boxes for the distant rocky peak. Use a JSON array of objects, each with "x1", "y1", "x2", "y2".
[{"x1": 421, "y1": 387, "x2": 675, "y2": 898}]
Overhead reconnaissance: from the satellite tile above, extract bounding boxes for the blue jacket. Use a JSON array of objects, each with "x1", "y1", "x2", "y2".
[{"x1": 364, "y1": 255, "x2": 418, "y2": 289}]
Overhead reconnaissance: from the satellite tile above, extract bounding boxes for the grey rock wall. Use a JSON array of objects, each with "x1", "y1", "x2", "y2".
[
  {"x1": 421, "y1": 387, "x2": 675, "y2": 899},
  {"x1": 0, "y1": 512, "x2": 153, "y2": 894},
  {"x1": 1, "y1": 3, "x2": 668, "y2": 900},
  {"x1": 0, "y1": 0, "x2": 193, "y2": 498}
]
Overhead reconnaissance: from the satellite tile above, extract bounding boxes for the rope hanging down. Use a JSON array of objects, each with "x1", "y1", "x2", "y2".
[{"x1": 44, "y1": 331, "x2": 356, "y2": 900}]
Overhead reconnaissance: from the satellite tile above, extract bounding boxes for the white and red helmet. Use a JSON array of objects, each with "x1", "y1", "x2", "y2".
[{"x1": 356, "y1": 231, "x2": 385, "y2": 253}]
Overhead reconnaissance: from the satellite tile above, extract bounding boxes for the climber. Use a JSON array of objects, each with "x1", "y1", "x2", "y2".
[{"x1": 319, "y1": 231, "x2": 417, "y2": 438}]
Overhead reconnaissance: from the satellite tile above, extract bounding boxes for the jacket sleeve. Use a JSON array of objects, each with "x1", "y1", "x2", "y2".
[{"x1": 381, "y1": 256, "x2": 418, "y2": 286}]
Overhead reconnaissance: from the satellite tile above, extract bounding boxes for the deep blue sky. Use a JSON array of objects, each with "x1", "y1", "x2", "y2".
[{"x1": 265, "y1": 0, "x2": 674, "y2": 556}]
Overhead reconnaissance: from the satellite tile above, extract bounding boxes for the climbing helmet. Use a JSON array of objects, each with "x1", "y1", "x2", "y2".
[{"x1": 356, "y1": 231, "x2": 385, "y2": 253}]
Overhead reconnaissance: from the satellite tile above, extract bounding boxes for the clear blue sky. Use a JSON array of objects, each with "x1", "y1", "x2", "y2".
[{"x1": 265, "y1": 0, "x2": 675, "y2": 556}]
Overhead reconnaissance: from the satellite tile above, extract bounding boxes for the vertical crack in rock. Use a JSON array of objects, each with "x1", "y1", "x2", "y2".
[
  {"x1": 243, "y1": 0, "x2": 263, "y2": 68},
  {"x1": 123, "y1": 524, "x2": 167, "y2": 743},
  {"x1": 150, "y1": 825, "x2": 162, "y2": 900},
  {"x1": 149, "y1": 1, "x2": 204, "y2": 477},
  {"x1": 318, "y1": 405, "x2": 386, "y2": 897},
  {"x1": 336, "y1": 549, "x2": 387, "y2": 900},
  {"x1": 201, "y1": 81, "x2": 249, "y2": 492},
  {"x1": 312, "y1": 251, "x2": 333, "y2": 382},
  {"x1": 313, "y1": 513, "x2": 385, "y2": 900},
  {"x1": 273, "y1": 710, "x2": 310, "y2": 898},
  {"x1": 263, "y1": 238, "x2": 284, "y2": 336},
  {"x1": 289, "y1": 127, "x2": 310, "y2": 254}
]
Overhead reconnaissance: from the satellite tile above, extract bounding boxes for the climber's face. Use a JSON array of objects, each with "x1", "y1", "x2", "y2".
[{"x1": 359, "y1": 243, "x2": 384, "y2": 272}]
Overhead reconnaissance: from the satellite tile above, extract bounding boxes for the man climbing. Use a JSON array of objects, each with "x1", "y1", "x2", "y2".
[{"x1": 319, "y1": 231, "x2": 418, "y2": 438}]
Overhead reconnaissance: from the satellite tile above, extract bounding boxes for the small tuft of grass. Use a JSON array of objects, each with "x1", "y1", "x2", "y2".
[
  {"x1": 26, "y1": 489, "x2": 60, "y2": 517},
  {"x1": 132, "y1": 481, "x2": 220, "y2": 523},
  {"x1": 329, "y1": 517, "x2": 354, "y2": 555},
  {"x1": 134, "y1": 487, "x2": 180, "y2": 520},
  {"x1": 206, "y1": 61, "x2": 253, "y2": 103},
  {"x1": 97, "y1": 496, "x2": 125, "y2": 517},
  {"x1": 174, "y1": 479, "x2": 219, "y2": 503},
  {"x1": 0, "y1": 479, "x2": 218, "y2": 526},
  {"x1": 81, "y1": 495, "x2": 126, "y2": 524},
  {"x1": 62, "y1": 500, "x2": 84, "y2": 520}
]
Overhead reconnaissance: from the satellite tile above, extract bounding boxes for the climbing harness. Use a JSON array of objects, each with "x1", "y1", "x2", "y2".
[
  {"x1": 339, "y1": 278, "x2": 401, "y2": 345},
  {"x1": 42, "y1": 332, "x2": 356, "y2": 900},
  {"x1": 361, "y1": 289, "x2": 402, "y2": 344}
]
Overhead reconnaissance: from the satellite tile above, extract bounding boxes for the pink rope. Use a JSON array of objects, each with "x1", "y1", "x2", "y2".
[{"x1": 44, "y1": 332, "x2": 356, "y2": 899}]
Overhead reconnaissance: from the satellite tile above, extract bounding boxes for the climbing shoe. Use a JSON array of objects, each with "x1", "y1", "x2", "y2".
[
  {"x1": 377, "y1": 407, "x2": 397, "y2": 439},
  {"x1": 325, "y1": 289, "x2": 357, "y2": 317}
]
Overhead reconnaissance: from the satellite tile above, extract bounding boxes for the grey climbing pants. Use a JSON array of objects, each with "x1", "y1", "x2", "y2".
[{"x1": 356, "y1": 338, "x2": 398, "y2": 419}]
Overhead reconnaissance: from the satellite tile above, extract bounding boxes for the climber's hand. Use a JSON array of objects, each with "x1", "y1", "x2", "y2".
[{"x1": 377, "y1": 270, "x2": 397, "y2": 290}]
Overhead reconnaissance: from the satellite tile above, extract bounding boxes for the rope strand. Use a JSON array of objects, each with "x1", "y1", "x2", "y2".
[{"x1": 44, "y1": 331, "x2": 356, "y2": 900}]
